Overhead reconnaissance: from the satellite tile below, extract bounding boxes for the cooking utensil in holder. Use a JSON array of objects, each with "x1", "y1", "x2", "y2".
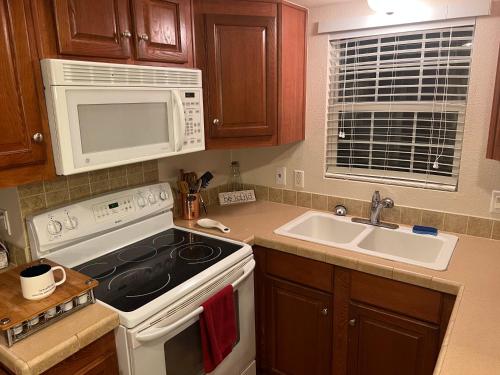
[{"x1": 181, "y1": 193, "x2": 200, "y2": 220}]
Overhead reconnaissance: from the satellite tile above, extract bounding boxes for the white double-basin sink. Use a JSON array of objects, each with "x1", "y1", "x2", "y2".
[{"x1": 274, "y1": 211, "x2": 458, "y2": 271}]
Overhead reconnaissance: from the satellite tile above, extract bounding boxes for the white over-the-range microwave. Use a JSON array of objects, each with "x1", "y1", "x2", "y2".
[{"x1": 41, "y1": 59, "x2": 205, "y2": 175}]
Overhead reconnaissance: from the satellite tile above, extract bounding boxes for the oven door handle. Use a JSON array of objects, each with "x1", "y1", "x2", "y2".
[
  {"x1": 172, "y1": 90, "x2": 186, "y2": 152},
  {"x1": 136, "y1": 260, "x2": 255, "y2": 343}
]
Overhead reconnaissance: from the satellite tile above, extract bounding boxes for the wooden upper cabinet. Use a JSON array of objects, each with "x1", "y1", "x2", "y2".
[
  {"x1": 0, "y1": 0, "x2": 47, "y2": 171},
  {"x1": 52, "y1": 0, "x2": 132, "y2": 59},
  {"x1": 205, "y1": 14, "x2": 277, "y2": 140},
  {"x1": 487, "y1": 44, "x2": 500, "y2": 161},
  {"x1": 194, "y1": 0, "x2": 307, "y2": 149},
  {"x1": 131, "y1": 0, "x2": 191, "y2": 63},
  {"x1": 348, "y1": 303, "x2": 439, "y2": 375}
]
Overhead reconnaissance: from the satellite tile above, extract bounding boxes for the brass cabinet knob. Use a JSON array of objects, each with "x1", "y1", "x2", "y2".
[
  {"x1": 139, "y1": 34, "x2": 149, "y2": 41},
  {"x1": 321, "y1": 308, "x2": 328, "y2": 316},
  {"x1": 348, "y1": 318, "x2": 356, "y2": 326},
  {"x1": 121, "y1": 30, "x2": 132, "y2": 38},
  {"x1": 32, "y1": 133, "x2": 44, "y2": 143},
  {"x1": 213, "y1": 118, "x2": 220, "y2": 126}
]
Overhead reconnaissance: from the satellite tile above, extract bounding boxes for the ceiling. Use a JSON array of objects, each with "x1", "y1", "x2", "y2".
[{"x1": 291, "y1": 0, "x2": 353, "y2": 8}]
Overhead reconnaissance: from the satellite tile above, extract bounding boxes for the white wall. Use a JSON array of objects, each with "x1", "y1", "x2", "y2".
[
  {"x1": 231, "y1": 1, "x2": 500, "y2": 219},
  {"x1": 0, "y1": 188, "x2": 25, "y2": 248}
]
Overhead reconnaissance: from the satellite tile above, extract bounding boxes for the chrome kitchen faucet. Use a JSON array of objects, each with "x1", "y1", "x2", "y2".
[{"x1": 352, "y1": 191, "x2": 399, "y2": 229}]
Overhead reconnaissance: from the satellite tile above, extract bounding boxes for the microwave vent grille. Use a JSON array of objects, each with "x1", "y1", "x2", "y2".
[{"x1": 61, "y1": 63, "x2": 201, "y2": 87}]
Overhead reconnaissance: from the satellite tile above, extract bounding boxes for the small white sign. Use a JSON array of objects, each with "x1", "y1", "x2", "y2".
[{"x1": 218, "y1": 190, "x2": 256, "y2": 206}]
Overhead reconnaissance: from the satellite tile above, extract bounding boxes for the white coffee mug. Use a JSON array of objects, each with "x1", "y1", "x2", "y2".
[{"x1": 20, "y1": 264, "x2": 66, "y2": 300}]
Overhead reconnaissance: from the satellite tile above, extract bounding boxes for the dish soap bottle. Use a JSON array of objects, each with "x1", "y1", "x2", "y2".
[{"x1": 228, "y1": 161, "x2": 242, "y2": 192}]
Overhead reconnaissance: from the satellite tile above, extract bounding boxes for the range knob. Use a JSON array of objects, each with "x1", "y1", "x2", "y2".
[
  {"x1": 47, "y1": 220, "x2": 63, "y2": 235},
  {"x1": 148, "y1": 193, "x2": 157, "y2": 204},
  {"x1": 64, "y1": 216, "x2": 78, "y2": 230},
  {"x1": 159, "y1": 190, "x2": 168, "y2": 201},
  {"x1": 136, "y1": 195, "x2": 147, "y2": 208}
]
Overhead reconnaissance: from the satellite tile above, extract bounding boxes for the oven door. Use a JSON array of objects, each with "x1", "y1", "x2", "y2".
[
  {"x1": 125, "y1": 258, "x2": 256, "y2": 375},
  {"x1": 49, "y1": 86, "x2": 186, "y2": 174}
]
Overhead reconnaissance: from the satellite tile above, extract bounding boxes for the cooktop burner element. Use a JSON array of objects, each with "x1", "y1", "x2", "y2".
[
  {"x1": 77, "y1": 262, "x2": 117, "y2": 280},
  {"x1": 74, "y1": 228, "x2": 242, "y2": 312},
  {"x1": 117, "y1": 246, "x2": 157, "y2": 263},
  {"x1": 176, "y1": 243, "x2": 222, "y2": 264}
]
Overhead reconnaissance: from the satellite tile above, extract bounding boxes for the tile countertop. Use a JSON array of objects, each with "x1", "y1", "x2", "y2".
[
  {"x1": 176, "y1": 200, "x2": 500, "y2": 375},
  {"x1": 0, "y1": 303, "x2": 119, "y2": 375}
]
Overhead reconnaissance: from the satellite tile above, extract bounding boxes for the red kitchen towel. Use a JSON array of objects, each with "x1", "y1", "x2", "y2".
[{"x1": 199, "y1": 285, "x2": 237, "y2": 373}]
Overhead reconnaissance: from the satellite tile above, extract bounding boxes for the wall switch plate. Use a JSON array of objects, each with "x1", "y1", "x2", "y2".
[
  {"x1": 276, "y1": 167, "x2": 287, "y2": 185},
  {"x1": 0, "y1": 209, "x2": 11, "y2": 236},
  {"x1": 490, "y1": 190, "x2": 500, "y2": 213},
  {"x1": 294, "y1": 170, "x2": 305, "y2": 188}
]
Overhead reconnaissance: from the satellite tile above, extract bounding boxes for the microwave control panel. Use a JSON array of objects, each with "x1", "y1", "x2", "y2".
[{"x1": 181, "y1": 89, "x2": 204, "y2": 149}]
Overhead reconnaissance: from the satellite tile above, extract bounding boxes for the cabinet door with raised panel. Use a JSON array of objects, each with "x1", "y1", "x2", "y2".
[
  {"x1": 52, "y1": 0, "x2": 131, "y2": 59},
  {"x1": 348, "y1": 302, "x2": 439, "y2": 375},
  {"x1": 267, "y1": 277, "x2": 332, "y2": 375},
  {"x1": 132, "y1": 0, "x2": 191, "y2": 63},
  {"x1": 204, "y1": 14, "x2": 277, "y2": 140},
  {"x1": 0, "y1": 0, "x2": 46, "y2": 170}
]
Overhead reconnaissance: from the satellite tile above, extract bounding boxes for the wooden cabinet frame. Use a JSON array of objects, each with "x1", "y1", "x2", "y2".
[{"x1": 487, "y1": 44, "x2": 500, "y2": 160}]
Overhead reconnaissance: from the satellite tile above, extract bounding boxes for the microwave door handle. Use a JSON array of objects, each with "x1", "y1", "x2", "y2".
[
  {"x1": 135, "y1": 260, "x2": 255, "y2": 344},
  {"x1": 172, "y1": 90, "x2": 185, "y2": 152}
]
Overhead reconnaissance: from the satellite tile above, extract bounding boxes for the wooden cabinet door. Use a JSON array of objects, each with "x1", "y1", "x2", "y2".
[
  {"x1": 205, "y1": 14, "x2": 277, "y2": 139},
  {"x1": 53, "y1": 0, "x2": 131, "y2": 59},
  {"x1": 0, "y1": 0, "x2": 47, "y2": 170},
  {"x1": 131, "y1": 0, "x2": 191, "y2": 63},
  {"x1": 487, "y1": 45, "x2": 500, "y2": 160},
  {"x1": 267, "y1": 277, "x2": 332, "y2": 375},
  {"x1": 348, "y1": 303, "x2": 439, "y2": 375}
]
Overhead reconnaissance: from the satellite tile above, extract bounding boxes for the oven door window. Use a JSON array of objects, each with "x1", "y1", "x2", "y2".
[
  {"x1": 62, "y1": 88, "x2": 177, "y2": 169},
  {"x1": 164, "y1": 292, "x2": 240, "y2": 375}
]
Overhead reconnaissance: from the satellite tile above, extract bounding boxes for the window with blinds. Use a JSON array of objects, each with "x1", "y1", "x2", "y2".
[{"x1": 325, "y1": 25, "x2": 474, "y2": 191}]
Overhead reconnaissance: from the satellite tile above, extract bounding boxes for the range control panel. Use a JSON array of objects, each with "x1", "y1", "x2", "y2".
[
  {"x1": 27, "y1": 183, "x2": 174, "y2": 253},
  {"x1": 181, "y1": 89, "x2": 204, "y2": 150}
]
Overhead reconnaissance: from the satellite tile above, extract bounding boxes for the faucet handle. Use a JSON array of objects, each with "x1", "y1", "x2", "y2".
[{"x1": 371, "y1": 191, "x2": 381, "y2": 207}]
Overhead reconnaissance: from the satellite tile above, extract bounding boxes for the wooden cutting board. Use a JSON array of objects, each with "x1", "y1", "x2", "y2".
[{"x1": 0, "y1": 259, "x2": 98, "y2": 330}]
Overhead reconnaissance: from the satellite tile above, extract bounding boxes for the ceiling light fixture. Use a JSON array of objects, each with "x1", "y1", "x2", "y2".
[{"x1": 367, "y1": 0, "x2": 401, "y2": 15}]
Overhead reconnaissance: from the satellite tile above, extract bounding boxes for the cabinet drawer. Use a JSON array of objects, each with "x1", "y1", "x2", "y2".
[
  {"x1": 350, "y1": 271, "x2": 442, "y2": 324},
  {"x1": 264, "y1": 248, "x2": 334, "y2": 293}
]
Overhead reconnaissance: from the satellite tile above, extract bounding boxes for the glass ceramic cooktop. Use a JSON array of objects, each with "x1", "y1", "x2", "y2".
[{"x1": 73, "y1": 228, "x2": 242, "y2": 312}]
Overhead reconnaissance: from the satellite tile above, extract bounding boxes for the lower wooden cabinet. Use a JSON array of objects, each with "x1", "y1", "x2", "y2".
[
  {"x1": 42, "y1": 331, "x2": 119, "y2": 375},
  {"x1": 267, "y1": 277, "x2": 332, "y2": 375},
  {"x1": 487, "y1": 44, "x2": 500, "y2": 160},
  {"x1": 254, "y1": 246, "x2": 455, "y2": 375},
  {"x1": 347, "y1": 302, "x2": 439, "y2": 375}
]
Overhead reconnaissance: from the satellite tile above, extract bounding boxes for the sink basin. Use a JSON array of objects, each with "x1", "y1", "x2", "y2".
[
  {"x1": 274, "y1": 211, "x2": 458, "y2": 271},
  {"x1": 274, "y1": 211, "x2": 367, "y2": 246}
]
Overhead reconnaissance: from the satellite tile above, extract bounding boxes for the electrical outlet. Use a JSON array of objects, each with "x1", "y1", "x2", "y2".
[
  {"x1": 294, "y1": 170, "x2": 304, "y2": 188},
  {"x1": 276, "y1": 167, "x2": 287, "y2": 185},
  {"x1": 0, "y1": 209, "x2": 11, "y2": 236},
  {"x1": 491, "y1": 190, "x2": 500, "y2": 213}
]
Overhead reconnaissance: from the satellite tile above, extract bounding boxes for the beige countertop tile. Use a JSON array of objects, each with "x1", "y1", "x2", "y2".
[
  {"x1": 175, "y1": 200, "x2": 500, "y2": 375},
  {"x1": 0, "y1": 303, "x2": 119, "y2": 374}
]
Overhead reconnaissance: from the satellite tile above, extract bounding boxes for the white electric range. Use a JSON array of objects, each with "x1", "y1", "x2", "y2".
[{"x1": 27, "y1": 183, "x2": 256, "y2": 375}]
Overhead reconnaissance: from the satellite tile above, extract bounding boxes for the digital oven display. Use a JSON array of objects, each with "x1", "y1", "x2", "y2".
[
  {"x1": 108, "y1": 202, "x2": 119, "y2": 209},
  {"x1": 185, "y1": 92, "x2": 195, "y2": 98}
]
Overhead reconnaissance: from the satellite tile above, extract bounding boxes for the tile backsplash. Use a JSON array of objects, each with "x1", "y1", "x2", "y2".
[{"x1": 4, "y1": 160, "x2": 159, "y2": 265}]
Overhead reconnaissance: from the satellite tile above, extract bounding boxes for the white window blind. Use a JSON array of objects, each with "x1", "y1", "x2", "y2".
[{"x1": 325, "y1": 25, "x2": 474, "y2": 191}]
